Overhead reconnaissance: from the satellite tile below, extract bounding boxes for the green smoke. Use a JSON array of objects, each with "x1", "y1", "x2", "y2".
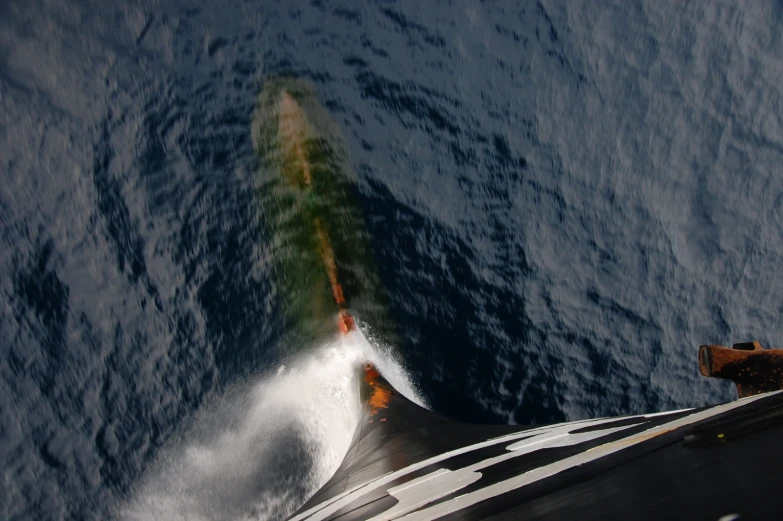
[{"x1": 252, "y1": 76, "x2": 396, "y2": 348}]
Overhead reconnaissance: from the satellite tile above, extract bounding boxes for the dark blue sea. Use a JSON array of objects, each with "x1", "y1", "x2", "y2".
[{"x1": 2, "y1": 1, "x2": 782, "y2": 519}]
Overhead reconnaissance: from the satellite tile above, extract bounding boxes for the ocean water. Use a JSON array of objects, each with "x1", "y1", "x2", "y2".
[{"x1": 2, "y1": 1, "x2": 782, "y2": 520}]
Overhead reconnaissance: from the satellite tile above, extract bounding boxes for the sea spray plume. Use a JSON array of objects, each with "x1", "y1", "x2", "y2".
[
  {"x1": 252, "y1": 76, "x2": 397, "y2": 344},
  {"x1": 117, "y1": 335, "x2": 355, "y2": 521},
  {"x1": 117, "y1": 333, "x2": 423, "y2": 521}
]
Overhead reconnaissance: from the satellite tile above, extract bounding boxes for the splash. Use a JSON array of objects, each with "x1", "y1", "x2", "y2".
[{"x1": 117, "y1": 328, "x2": 423, "y2": 521}]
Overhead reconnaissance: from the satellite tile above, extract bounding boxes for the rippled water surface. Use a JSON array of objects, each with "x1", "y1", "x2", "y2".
[{"x1": 2, "y1": 1, "x2": 783, "y2": 520}]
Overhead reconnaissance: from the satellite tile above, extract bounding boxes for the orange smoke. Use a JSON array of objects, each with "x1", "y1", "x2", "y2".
[
  {"x1": 315, "y1": 218, "x2": 346, "y2": 306},
  {"x1": 279, "y1": 90, "x2": 355, "y2": 334},
  {"x1": 338, "y1": 310, "x2": 356, "y2": 334},
  {"x1": 363, "y1": 364, "x2": 391, "y2": 414},
  {"x1": 315, "y1": 218, "x2": 355, "y2": 333}
]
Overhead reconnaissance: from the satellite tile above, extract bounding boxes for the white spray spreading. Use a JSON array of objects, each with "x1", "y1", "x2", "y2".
[{"x1": 118, "y1": 328, "x2": 424, "y2": 521}]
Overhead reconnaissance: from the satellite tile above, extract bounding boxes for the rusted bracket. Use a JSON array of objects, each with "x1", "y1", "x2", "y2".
[{"x1": 699, "y1": 341, "x2": 783, "y2": 398}]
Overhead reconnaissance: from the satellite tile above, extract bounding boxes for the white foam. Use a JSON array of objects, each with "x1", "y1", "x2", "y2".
[
  {"x1": 355, "y1": 324, "x2": 427, "y2": 409},
  {"x1": 117, "y1": 328, "x2": 424, "y2": 521}
]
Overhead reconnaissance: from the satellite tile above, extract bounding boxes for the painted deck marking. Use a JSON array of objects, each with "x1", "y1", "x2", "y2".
[
  {"x1": 289, "y1": 415, "x2": 671, "y2": 521},
  {"x1": 289, "y1": 392, "x2": 778, "y2": 521},
  {"x1": 397, "y1": 392, "x2": 779, "y2": 521}
]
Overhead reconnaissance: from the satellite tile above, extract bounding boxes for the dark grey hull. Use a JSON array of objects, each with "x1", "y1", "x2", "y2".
[{"x1": 288, "y1": 369, "x2": 783, "y2": 521}]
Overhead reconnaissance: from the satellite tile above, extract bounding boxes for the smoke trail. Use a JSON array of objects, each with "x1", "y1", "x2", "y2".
[{"x1": 117, "y1": 329, "x2": 423, "y2": 521}]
